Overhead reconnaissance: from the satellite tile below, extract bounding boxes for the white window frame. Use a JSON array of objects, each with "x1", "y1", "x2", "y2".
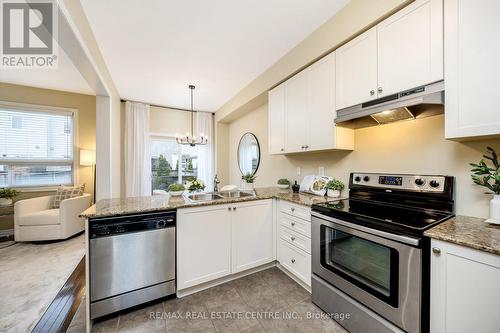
[{"x1": 0, "y1": 101, "x2": 78, "y2": 191}]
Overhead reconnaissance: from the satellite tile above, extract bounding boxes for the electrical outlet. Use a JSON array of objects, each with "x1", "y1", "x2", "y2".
[
  {"x1": 296, "y1": 167, "x2": 301, "y2": 176},
  {"x1": 318, "y1": 167, "x2": 325, "y2": 176}
]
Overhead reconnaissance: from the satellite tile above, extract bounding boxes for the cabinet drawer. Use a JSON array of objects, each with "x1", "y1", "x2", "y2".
[
  {"x1": 279, "y1": 225, "x2": 311, "y2": 254},
  {"x1": 279, "y1": 213, "x2": 311, "y2": 237},
  {"x1": 279, "y1": 201, "x2": 311, "y2": 222},
  {"x1": 279, "y1": 239, "x2": 311, "y2": 286}
]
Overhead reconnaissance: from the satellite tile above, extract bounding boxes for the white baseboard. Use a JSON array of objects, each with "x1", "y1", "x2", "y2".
[
  {"x1": 176, "y1": 261, "x2": 312, "y2": 298},
  {"x1": 176, "y1": 262, "x2": 276, "y2": 298},
  {"x1": 276, "y1": 263, "x2": 312, "y2": 293}
]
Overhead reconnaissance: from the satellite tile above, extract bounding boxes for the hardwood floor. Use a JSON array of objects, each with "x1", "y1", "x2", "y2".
[{"x1": 32, "y1": 257, "x2": 85, "y2": 333}]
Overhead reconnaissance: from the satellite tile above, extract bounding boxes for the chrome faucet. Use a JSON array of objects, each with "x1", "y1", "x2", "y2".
[{"x1": 213, "y1": 174, "x2": 220, "y2": 192}]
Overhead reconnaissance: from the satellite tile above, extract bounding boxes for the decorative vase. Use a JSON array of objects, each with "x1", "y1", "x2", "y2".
[
  {"x1": 241, "y1": 181, "x2": 254, "y2": 191},
  {"x1": 0, "y1": 198, "x2": 13, "y2": 206},
  {"x1": 327, "y1": 189, "x2": 340, "y2": 198},
  {"x1": 292, "y1": 181, "x2": 300, "y2": 193},
  {"x1": 490, "y1": 195, "x2": 500, "y2": 220}
]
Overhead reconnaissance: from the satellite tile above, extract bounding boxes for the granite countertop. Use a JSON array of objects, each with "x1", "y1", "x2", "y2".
[
  {"x1": 80, "y1": 187, "x2": 337, "y2": 219},
  {"x1": 424, "y1": 215, "x2": 500, "y2": 256}
]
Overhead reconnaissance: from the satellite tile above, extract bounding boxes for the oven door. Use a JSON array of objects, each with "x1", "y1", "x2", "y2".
[{"x1": 311, "y1": 212, "x2": 422, "y2": 333}]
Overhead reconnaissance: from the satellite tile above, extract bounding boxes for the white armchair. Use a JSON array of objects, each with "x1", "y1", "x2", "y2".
[{"x1": 14, "y1": 193, "x2": 91, "y2": 242}]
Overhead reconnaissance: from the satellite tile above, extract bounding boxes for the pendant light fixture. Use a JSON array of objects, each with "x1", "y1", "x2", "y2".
[{"x1": 176, "y1": 85, "x2": 208, "y2": 146}]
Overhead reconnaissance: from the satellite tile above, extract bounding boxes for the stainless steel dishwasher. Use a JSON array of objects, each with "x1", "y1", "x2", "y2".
[{"x1": 89, "y1": 210, "x2": 176, "y2": 319}]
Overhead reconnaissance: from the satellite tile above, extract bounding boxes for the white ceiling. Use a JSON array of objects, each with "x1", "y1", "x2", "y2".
[
  {"x1": 0, "y1": 45, "x2": 94, "y2": 95},
  {"x1": 81, "y1": 0, "x2": 349, "y2": 111}
]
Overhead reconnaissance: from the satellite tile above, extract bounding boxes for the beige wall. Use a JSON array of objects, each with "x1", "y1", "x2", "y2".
[
  {"x1": 0, "y1": 82, "x2": 96, "y2": 229},
  {"x1": 227, "y1": 105, "x2": 500, "y2": 219}
]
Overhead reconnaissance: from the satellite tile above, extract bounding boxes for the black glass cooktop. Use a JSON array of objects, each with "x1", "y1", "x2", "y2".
[{"x1": 312, "y1": 198, "x2": 453, "y2": 236}]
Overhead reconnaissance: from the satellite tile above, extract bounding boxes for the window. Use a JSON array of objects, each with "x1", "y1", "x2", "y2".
[
  {"x1": 0, "y1": 104, "x2": 75, "y2": 188},
  {"x1": 151, "y1": 138, "x2": 198, "y2": 191}
]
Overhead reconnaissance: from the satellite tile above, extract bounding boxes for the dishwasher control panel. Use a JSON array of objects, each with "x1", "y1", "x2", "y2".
[{"x1": 89, "y1": 211, "x2": 176, "y2": 239}]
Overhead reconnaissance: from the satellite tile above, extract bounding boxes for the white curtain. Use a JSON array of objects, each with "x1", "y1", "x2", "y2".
[
  {"x1": 125, "y1": 101, "x2": 151, "y2": 197},
  {"x1": 194, "y1": 112, "x2": 214, "y2": 191}
]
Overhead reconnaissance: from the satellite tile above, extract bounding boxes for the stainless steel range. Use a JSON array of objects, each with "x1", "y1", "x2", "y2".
[{"x1": 311, "y1": 173, "x2": 454, "y2": 333}]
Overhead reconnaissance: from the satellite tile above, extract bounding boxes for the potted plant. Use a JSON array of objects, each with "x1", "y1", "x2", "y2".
[
  {"x1": 277, "y1": 178, "x2": 290, "y2": 189},
  {"x1": 167, "y1": 183, "x2": 185, "y2": 196},
  {"x1": 186, "y1": 177, "x2": 205, "y2": 193},
  {"x1": 325, "y1": 179, "x2": 344, "y2": 198},
  {"x1": 470, "y1": 146, "x2": 500, "y2": 221},
  {"x1": 0, "y1": 188, "x2": 18, "y2": 207},
  {"x1": 241, "y1": 173, "x2": 256, "y2": 190}
]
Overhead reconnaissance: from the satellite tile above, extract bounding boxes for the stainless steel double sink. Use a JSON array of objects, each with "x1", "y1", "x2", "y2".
[{"x1": 186, "y1": 191, "x2": 255, "y2": 202}]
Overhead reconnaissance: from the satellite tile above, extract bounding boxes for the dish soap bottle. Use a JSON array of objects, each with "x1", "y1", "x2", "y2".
[{"x1": 292, "y1": 181, "x2": 300, "y2": 193}]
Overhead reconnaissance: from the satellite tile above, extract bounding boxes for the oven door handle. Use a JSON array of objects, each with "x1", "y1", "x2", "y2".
[{"x1": 311, "y1": 211, "x2": 421, "y2": 247}]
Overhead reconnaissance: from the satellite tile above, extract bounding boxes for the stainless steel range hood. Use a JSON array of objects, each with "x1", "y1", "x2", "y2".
[{"x1": 335, "y1": 81, "x2": 444, "y2": 129}]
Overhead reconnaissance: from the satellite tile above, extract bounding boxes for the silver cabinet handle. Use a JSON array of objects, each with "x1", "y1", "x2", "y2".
[
  {"x1": 280, "y1": 148, "x2": 284, "y2": 151},
  {"x1": 432, "y1": 247, "x2": 441, "y2": 255},
  {"x1": 228, "y1": 207, "x2": 231, "y2": 211},
  {"x1": 291, "y1": 222, "x2": 296, "y2": 226},
  {"x1": 291, "y1": 208, "x2": 295, "y2": 212},
  {"x1": 233, "y1": 207, "x2": 237, "y2": 211},
  {"x1": 378, "y1": 87, "x2": 383, "y2": 93},
  {"x1": 301, "y1": 145, "x2": 305, "y2": 149},
  {"x1": 291, "y1": 236, "x2": 295, "y2": 241},
  {"x1": 370, "y1": 90, "x2": 375, "y2": 96},
  {"x1": 291, "y1": 259, "x2": 296, "y2": 263},
  {"x1": 305, "y1": 145, "x2": 309, "y2": 149}
]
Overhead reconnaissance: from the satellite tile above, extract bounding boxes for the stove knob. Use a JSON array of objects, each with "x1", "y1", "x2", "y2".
[
  {"x1": 354, "y1": 176, "x2": 361, "y2": 182},
  {"x1": 415, "y1": 178, "x2": 425, "y2": 186},
  {"x1": 429, "y1": 180, "x2": 440, "y2": 188},
  {"x1": 363, "y1": 176, "x2": 370, "y2": 182},
  {"x1": 156, "y1": 219, "x2": 167, "y2": 228}
]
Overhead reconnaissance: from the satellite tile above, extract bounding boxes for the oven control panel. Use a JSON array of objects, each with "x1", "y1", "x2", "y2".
[{"x1": 352, "y1": 173, "x2": 447, "y2": 192}]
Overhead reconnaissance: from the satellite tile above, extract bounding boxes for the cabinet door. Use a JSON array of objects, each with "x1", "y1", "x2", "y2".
[
  {"x1": 307, "y1": 52, "x2": 337, "y2": 151},
  {"x1": 231, "y1": 199, "x2": 273, "y2": 273},
  {"x1": 444, "y1": 0, "x2": 500, "y2": 139},
  {"x1": 377, "y1": 0, "x2": 443, "y2": 97},
  {"x1": 177, "y1": 205, "x2": 231, "y2": 290},
  {"x1": 285, "y1": 70, "x2": 308, "y2": 153},
  {"x1": 268, "y1": 84, "x2": 286, "y2": 154},
  {"x1": 430, "y1": 240, "x2": 500, "y2": 333},
  {"x1": 335, "y1": 27, "x2": 378, "y2": 110}
]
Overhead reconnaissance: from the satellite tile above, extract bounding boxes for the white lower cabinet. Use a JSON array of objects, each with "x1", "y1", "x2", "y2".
[
  {"x1": 177, "y1": 200, "x2": 274, "y2": 290},
  {"x1": 177, "y1": 205, "x2": 232, "y2": 290},
  {"x1": 430, "y1": 239, "x2": 500, "y2": 333},
  {"x1": 232, "y1": 200, "x2": 274, "y2": 273},
  {"x1": 277, "y1": 201, "x2": 312, "y2": 286},
  {"x1": 279, "y1": 239, "x2": 311, "y2": 285}
]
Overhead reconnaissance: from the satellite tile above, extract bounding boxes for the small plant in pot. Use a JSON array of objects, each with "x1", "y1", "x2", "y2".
[
  {"x1": 167, "y1": 183, "x2": 185, "y2": 196},
  {"x1": 470, "y1": 146, "x2": 500, "y2": 222},
  {"x1": 325, "y1": 179, "x2": 344, "y2": 198},
  {"x1": 277, "y1": 178, "x2": 290, "y2": 189},
  {"x1": 186, "y1": 177, "x2": 205, "y2": 193},
  {"x1": 241, "y1": 173, "x2": 256, "y2": 190},
  {"x1": 0, "y1": 188, "x2": 18, "y2": 207}
]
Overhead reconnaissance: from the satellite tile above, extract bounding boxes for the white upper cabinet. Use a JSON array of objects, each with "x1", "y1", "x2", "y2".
[
  {"x1": 268, "y1": 85, "x2": 285, "y2": 154},
  {"x1": 336, "y1": 27, "x2": 378, "y2": 110},
  {"x1": 444, "y1": 0, "x2": 500, "y2": 139},
  {"x1": 284, "y1": 70, "x2": 309, "y2": 153},
  {"x1": 268, "y1": 52, "x2": 353, "y2": 154},
  {"x1": 377, "y1": 0, "x2": 443, "y2": 97},
  {"x1": 307, "y1": 53, "x2": 338, "y2": 151},
  {"x1": 335, "y1": 0, "x2": 443, "y2": 110}
]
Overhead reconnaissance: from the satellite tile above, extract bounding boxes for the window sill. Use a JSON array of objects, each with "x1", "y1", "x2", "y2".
[{"x1": 11, "y1": 186, "x2": 71, "y2": 193}]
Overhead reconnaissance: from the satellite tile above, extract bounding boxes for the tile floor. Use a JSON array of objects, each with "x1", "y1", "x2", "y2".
[{"x1": 90, "y1": 267, "x2": 348, "y2": 333}]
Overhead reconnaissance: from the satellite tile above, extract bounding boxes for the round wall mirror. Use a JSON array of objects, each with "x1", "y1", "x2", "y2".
[{"x1": 238, "y1": 132, "x2": 260, "y2": 176}]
